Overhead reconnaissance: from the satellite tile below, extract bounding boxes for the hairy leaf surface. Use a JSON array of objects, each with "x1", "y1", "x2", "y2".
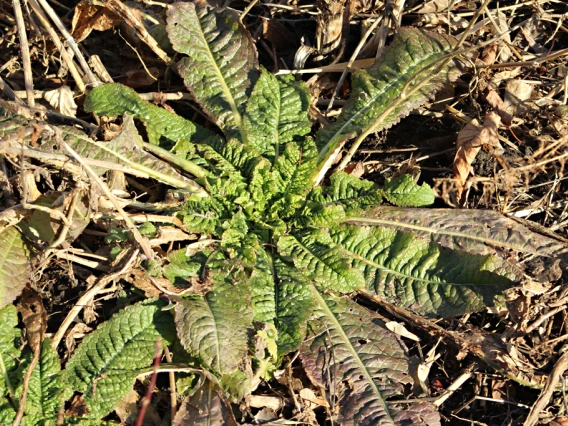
[
  {"x1": 63, "y1": 299, "x2": 175, "y2": 418},
  {"x1": 167, "y1": 2, "x2": 258, "y2": 140},
  {"x1": 347, "y1": 206, "x2": 568, "y2": 262},
  {"x1": 332, "y1": 225, "x2": 515, "y2": 317},
  {"x1": 0, "y1": 226, "x2": 31, "y2": 309},
  {"x1": 301, "y1": 291, "x2": 440, "y2": 425},
  {"x1": 244, "y1": 69, "x2": 311, "y2": 159},
  {"x1": 174, "y1": 259, "x2": 253, "y2": 375},
  {"x1": 316, "y1": 28, "x2": 466, "y2": 168}
]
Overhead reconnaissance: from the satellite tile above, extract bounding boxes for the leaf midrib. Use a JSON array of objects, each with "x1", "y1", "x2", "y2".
[
  {"x1": 310, "y1": 286, "x2": 395, "y2": 425},
  {"x1": 194, "y1": 6, "x2": 246, "y2": 141}
]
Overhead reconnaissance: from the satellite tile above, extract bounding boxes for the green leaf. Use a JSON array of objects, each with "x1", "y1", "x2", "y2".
[
  {"x1": 331, "y1": 225, "x2": 515, "y2": 317},
  {"x1": 84, "y1": 83, "x2": 215, "y2": 149},
  {"x1": 316, "y1": 28, "x2": 466, "y2": 169},
  {"x1": 23, "y1": 339, "x2": 63, "y2": 422},
  {"x1": 0, "y1": 305, "x2": 21, "y2": 404},
  {"x1": 250, "y1": 248, "x2": 276, "y2": 323},
  {"x1": 244, "y1": 69, "x2": 311, "y2": 159},
  {"x1": 301, "y1": 290, "x2": 440, "y2": 426},
  {"x1": 0, "y1": 226, "x2": 31, "y2": 309},
  {"x1": 167, "y1": 2, "x2": 258, "y2": 140},
  {"x1": 272, "y1": 139, "x2": 318, "y2": 201},
  {"x1": 309, "y1": 172, "x2": 383, "y2": 213},
  {"x1": 382, "y1": 175, "x2": 435, "y2": 207},
  {"x1": 62, "y1": 299, "x2": 175, "y2": 418},
  {"x1": 174, "y1": 259, "x2": 253, "y2": 375},
  {"x1": 346, "y1": 206, "x2": 568, "y2": 263},
  {"x1": 273, "y1": 257, "x2": 313, "y2": 355},
  {"x1": 277, "y1": 230, "x2": 365, "y2": 293}
]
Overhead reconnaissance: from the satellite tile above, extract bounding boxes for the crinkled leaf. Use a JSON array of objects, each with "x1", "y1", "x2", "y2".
[
  {"x1": 273, "y1": 139, "x2": 318, "y2": 199},
  {"x1": 250, "y1": 248, "x2": 276, "y2": 323},
  {"x1": 277, "y1": 230, "x2": 365, "y2": 293},
  {"x1": 167, "y1": 2, "x2": 258, "y2": 140},
  {"x1": 309, "y1": 172, "x2": 383, "y2": 213},
  {"x1": 84, "y1": 83, "x2": 216, "y2": 148},
  {"x1": 382, "y1": 175, "x2": 435, "y2": 207},
  {"x1": 62, "y1": 299, "x2": 175, "y2": 418},
  {"x1": 273, "y1": 257, "x2": 313, "y2": 354},
  {"x1": 332, "y1": 225, "x2": 516, "y2": 317},
  {"x1": 23, "y1": 339, "x2": 63, "y2": 421},
  {"x1": 347, "y1": 206, "x2": 568, "y2": 262},
  {"x1": 173, "y1": 381, "x2": 237, "y2": 426},
  {"x1": 0, "y1": 304, "x2": 21, "y2": 405},
  {"x1": 244, "y1": 69, "x2": 311, "y2": 159},
  {"x1": 0, "y1": 226, "x2": 31, "y2": 309},
  {"x1": 174, "y1": 259, "x2": 253, "y2": 375},
  {"x1": 317, "y1": 28, "x2": 466, "y2": 168},
  {"x1": 301, "y1": 291, "x2": 440, "y2": 425}
]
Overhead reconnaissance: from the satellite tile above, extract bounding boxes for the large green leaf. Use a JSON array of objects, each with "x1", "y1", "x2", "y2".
[
  {"x1": 382, "y1": 175, "x2": 435, "y2": 207},
  {"x1": 244, "y1": 69, "x2": 311, "y2": 160},
  {"x1": 84, "y1": 83, "x2": 217, "y2": 149},
  {"x1": 301, "y1": 291, "x2": 440, "y2": 425},
  {"x1": 278, "y1": 229, "x2": 366, "y2": 293},
  {"x1": 316, "y1": 28, "x2": 466, "y2": 169},
  {"x1": 62, "y1": 299, "x2": 175, "y2": 418},
  {"x1": 346, "y1": 206, "x2": 568, "y2": 262},
  {"x1": 331, "y1": 224, "x2": 516, "y2": 317},
  {"x1": 0, "y1": 226, "x2": 31, "y2": 309},
  {"x1": 0, "y1": 305, "x2": 21, "y2": 425},
  {"x1": 173, "y1": 259, "x2": 253, "y2": 375},
  {"x1": 167, "y1": 2, "x2": 258, "y2": 140}
]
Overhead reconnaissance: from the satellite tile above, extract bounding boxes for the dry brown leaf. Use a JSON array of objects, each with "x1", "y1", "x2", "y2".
[
  {"x1": 504, "y1": 79, "x2": 533, "y2": 116},
  {"x1": 453, "y1": 111, "x2": 502, "y2": 203},
  {"x1": 17, "y1": 287, "x2": 47, "y2": 354},
  {"x1": 43, "y1": 86, "x2": 77, "y2": 117},
  {"x1": 484, "y1": 88, "x2": 512, "y2": 125},
  {"x1": 71, "y1": 0, "x2": 121, "y2": 43}
]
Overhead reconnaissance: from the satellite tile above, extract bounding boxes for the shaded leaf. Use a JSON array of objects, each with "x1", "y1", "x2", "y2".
[
  {"x1": 167, "y1": 2, "x2": 258, "y2": 140},
  {"x1": 173, "y1": 381, "x2": 237, "y2": 426},
  {"x1": 332, "y1": 224, "x2": 515, "y2": 317},
  {"x1": 346, "y1": 206, "x2": 568, "y2": 263},
  {"x1": 174, "y1": 259, "x2": 253, "y2": 375},
  {"x1": 317, "y1": 28, "x2": 466, "y2": 170},
  {"x1": 62, "y1": 299, "x2": 175, "y2": 418},
  {"x1": 0, "y1": 226, "x2": 31, "y2": 309},
  {"x1": 244, "y1": 69, "x2": 311, "y2": 159},
  {"x1": 301, "y1": 291, "x2": 440, "y2": 425}
]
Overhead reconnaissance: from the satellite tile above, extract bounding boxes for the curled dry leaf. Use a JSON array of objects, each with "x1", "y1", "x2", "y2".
[
  {"x1": 453, "y1": 111, "x2": 503, "y2": 203},
  {"x1": 71, "y1": 0, "x2": 120, "y2": 43},
  {"x1": 43, "y1": 86, "x2": 77, "y2": 117}
]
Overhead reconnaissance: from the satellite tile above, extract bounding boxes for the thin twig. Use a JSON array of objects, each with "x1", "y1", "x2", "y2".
[
  {"x1": 136, "y1": 339, "x2": 162, "y2": 426},
  {"x1": 12, "y1": 0, "x2": 35, "y2": 106}
]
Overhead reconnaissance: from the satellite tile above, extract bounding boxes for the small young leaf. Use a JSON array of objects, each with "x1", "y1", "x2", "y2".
[
  {"x1": 382, "y1": 174, "x2": 435, "y2": 207},
  {"x1": 301, "y1": 291, "x2": 441, "y2": 426},
  {"x1": 316, "y1": 28, "x2": 466, "y2": 169},
  {"x1": 273, "y1": 257, "x2": 313, "y2": 355},
  {"x1": 0, "y1": 226, "x2": 31, "y2": 309},
  {"x1": 244, "y1": 69, "x2": 311, "y2": 159},
  {"x1": 309, "y1": 172, "x2": 383, "y2": 213},
  {"x1": 63, "y1": 299, "x2": 175, "y2": 418},
  {"x1": 167, "y1": 2, "x2": 258, "y2": 140},
  {"x1": 174, "y1": 259, "x2": 253, "y2": 375},
  {"x1": 332, "y1": 224, "x2": 515, "y2": 317}
]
